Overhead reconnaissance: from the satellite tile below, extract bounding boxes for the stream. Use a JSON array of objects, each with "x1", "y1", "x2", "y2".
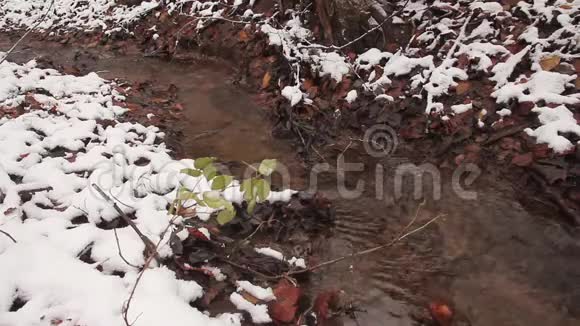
[{"x1": 2, "y1": 35, "x2": 580, "y2": 326}]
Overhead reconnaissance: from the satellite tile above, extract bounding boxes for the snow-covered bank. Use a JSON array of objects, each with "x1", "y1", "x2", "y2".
[{"x1": 0, "y1": 57, "x2": 298, "y2": 325}]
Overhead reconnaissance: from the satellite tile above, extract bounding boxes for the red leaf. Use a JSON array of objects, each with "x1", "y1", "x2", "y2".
[
  {"x1": 313, "y1": 290, "x2": 340, "y2": 321},
  {"x1": 188, "y1": 228, "x2": 209, "y2": 241},
  {"x1": 429, "y1": 302, "x2": 453, "y2": 326},
  {"x1": 268, "y1": 279, "x2": 301, "y2": 323}
]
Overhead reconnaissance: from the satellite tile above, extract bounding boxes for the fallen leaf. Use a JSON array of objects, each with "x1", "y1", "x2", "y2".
[
  {"x1": 429, "y1": 302, "x2": 453, "y2": 326},
  {"x1": 268, "y1": 279, "x2": 301, "y2": 323},
  {"x1": 261, "y1": 71, "x2": 271, "y2": 89},
  {"x1": 188, "y1": 228, "x2": 209, "y2": 241},
  {"x1": 239, "y1": 30, "x2": 250, "y2": 42},
  {"x1": 455, "y1": 81, "x2": 471, "y2": 95},
  {"x1": 540, "y1": 55, "x2": 561, "y2": 71},
  {"x1": 511, "y1": 152, "x2": 533, "y2": 167},
  {"x1": 241, "y1": 291, "x2": 260, "y2": 304},
  {"x1": 313, "y1": 290, "x2": 340, "y2": 321}
]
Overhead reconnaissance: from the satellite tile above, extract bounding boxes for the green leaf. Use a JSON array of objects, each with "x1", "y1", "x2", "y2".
[
  {"x1": 241, "y1": 178, "x2": 255, "y2": 201},
  {"x1": 194, "y1": 157, "x2": 216, "y2": 170},
  {"x1": 247, "y1": 198, "x2": 257, "y2": 214},
  {"x1": 203, "y1": 191, "x2": 225, "y2": 209},
  {"x1": 203, "y1": 164, "x2": 217, "y2": 180},
  {"x1": 258, "y1": 159, "x2": 277, "y2": 176},
  {"x1": 180, "y1": 168, "x2": 202, "y2": 177},
  {"x1": 211, "y1": 175, "x2": 233, "y2": 191},
  {"x1": 216, "y1": 207, "x2": 235, "y2": 225},
  {"x1": 255, "y1": 179, "x2": 271, "y2": 202}
]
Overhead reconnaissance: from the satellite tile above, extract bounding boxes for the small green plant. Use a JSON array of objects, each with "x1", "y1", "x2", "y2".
[{"x1": 172, "y1": 157, "x2": 277, "y2": 225}]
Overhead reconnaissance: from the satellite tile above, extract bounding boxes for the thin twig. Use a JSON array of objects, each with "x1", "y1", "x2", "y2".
[
  {"x1": 114, "y1": 228, "x2": 140, "y2": 269},
  {"x1": 122, "y1": 216, "x2": 178, "y2": 326},
  {"x1": 92, "y1": 184, "x2": 160, "y2": 263},
  {"x1": 0, "y1": 0, "x2": 55, "y2": 65},
  {"x1": 284, "y1": 201, "x2": 443, "y2": 276},
  {"x1": 0, "y1": 229, "x2": 17, "y2": 243}
]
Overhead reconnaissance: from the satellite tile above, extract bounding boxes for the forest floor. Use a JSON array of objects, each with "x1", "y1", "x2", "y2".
[{"x1": 0, "y1": 0, "x2": 579, "y2": 326}]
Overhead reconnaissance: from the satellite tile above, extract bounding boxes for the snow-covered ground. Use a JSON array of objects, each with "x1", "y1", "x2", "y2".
[{"x1": 0, "y1": 56, "x2": 298, "y2": 325}]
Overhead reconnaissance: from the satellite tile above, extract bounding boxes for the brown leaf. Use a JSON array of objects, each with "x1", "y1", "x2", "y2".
[
  {"x1": 511, "y1": 152, "x2": 533, "y2": 167},
  {"x1": 239, "y1": 30, "x2": 250, "y2": 42},
  {"x1": 261, "y1": 71, "x2": 271, "y2": 89},
  {"x1": 455, "y1": 81, "x2": 471, "y2": 95},
  {"x1": 576, "y1": 77, "x2": 580, "y2": 90},
  {"x1": 241, "y1": 291, "x2": 260, "y2": 304},
  {"x1": 540, "y1": 55, "x2": 561, "y2": 71},
  {"x1": 268, "y1": 279, "x2": 301, "y2": 323}
]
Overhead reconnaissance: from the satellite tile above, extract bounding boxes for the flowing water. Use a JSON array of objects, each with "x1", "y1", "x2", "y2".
[{"x1": 2, "y1": 36, "x2": 580, "y2": 326}]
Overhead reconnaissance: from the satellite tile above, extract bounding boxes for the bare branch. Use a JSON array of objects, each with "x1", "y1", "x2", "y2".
[
  {"x1": 91, "y1": 184, "x2": 160, "y2": 264},
  {"x1": 114, "y1": 228, "x2": 140, "y2": 269},
  {"x1": 0, "y1": 229, "x2": 17, "y2": 243},
  {"x1": 0, "y1": 0, "x2": 55, "y2": 65}
]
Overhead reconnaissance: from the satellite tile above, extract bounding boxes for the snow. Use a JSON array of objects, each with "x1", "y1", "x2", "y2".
[
  {"x1": 254, "y1": 247, "x2": 284, "y2": 261},
  {"x1": 492, "y1": 71, "x2": 578, "y2": 105},
  {"x1": 288, "y1": 256, "x2": 307, "y2": 268},
  {"x1": 525, "y1": 105, "x2": 580, "y2": 153},
  {"x1": 236, "y1": 281, "x2": 276, "y2": 302},
  {"x1": 316, "y1": 52, "x2": 350, "y2": 83},
  {"x1": 469, "y1": 1, "x2": 504, "y2": 14},
  {"x1": 281, "y1": 85, "x2": 303, "y2": 107},
  {"x1": 345, "y1": 90, "x2": 358, "y2": 104},
  {"x1": 468, "y1": 19, "x2": 495, "y2": 39},
  {"x1": 490, "y1": 46, "x2": 531, "y2": 88},
  {"x1": 229, "y1": 293, "x2": 271, "y2": 323},
  {"x1": 0, "y1": 0, "x2": 160, "y2": 32},
  {"x1": 451, "y1": 103, "x2": 473, "y2": 114},
  {"x1": 0, "y1": 241, "x2": 241, "y2": 326},
  {"x1": 0, "y1": 59, "x2": 296, "y2": 325},
  {"x1": 356, "y1": 48, "x2": 391, "y2": 70}
]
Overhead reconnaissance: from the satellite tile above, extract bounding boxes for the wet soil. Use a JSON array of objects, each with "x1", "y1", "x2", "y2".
[{"x1": 3, "y1": 34, "x2": 580, "y2": 326}]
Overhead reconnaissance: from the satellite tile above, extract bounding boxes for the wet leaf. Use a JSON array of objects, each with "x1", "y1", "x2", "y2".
[
  {"x1": 194, "y1": 157, "x2": 215, "y2": 170},
  {"x1": 241, "y1": 291, "x2": 260, "y2": 304},
  {"x1": 455, "y1": 81, "x2": 471, "y2": 95},
  {"x1": 261, "y1": 71, "x2": 271, "y2": 89},
  {"x1": 188, "y1": 228, "x2": 210, "y2": 241},
  {"x1": 203, "y1": 191, "x2": 225, "y2": 209},
  {"x1": 247, "y1": 198, "x2": 257, "y2": 214},
  {"x1": 429, "y1": 302, "x2": 453, "y2": 326},
  {"x1": 180, "y1": 168, "x2": 202, "y2": 177},
  {"x1": 255, "y1": 179, "x2": 270, "y2": 202},
  {"x1": 269, "y1": 280, "x2": 301, "y2": 323},
  {"x1": 241, "y1": 179, "x2": 255, "y2": 201},
  {"x1": 217, "y1": 209, "x2": 236, "y2": 225},
  {"x1": 211, "y1": 175, "x2": 233, "y2": 191},
  {"x1": 540, "y1": 55, "x2": 560, "y2": 71},
  {"x1": 258, "y1": 159, "x2": 277, "y2": 176},
  {"x1": 239, "y1": 30, "x2": 250, "y2": 42},
  {"x1": 313, "y1": 291, "x2": 340, "y2": 321},
  {"x1": 203, "y1": 164, "x2": 217, "y2": 180},
  {"x1": 511, "y1": 152, "x2": 533, "y2": 167}
]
